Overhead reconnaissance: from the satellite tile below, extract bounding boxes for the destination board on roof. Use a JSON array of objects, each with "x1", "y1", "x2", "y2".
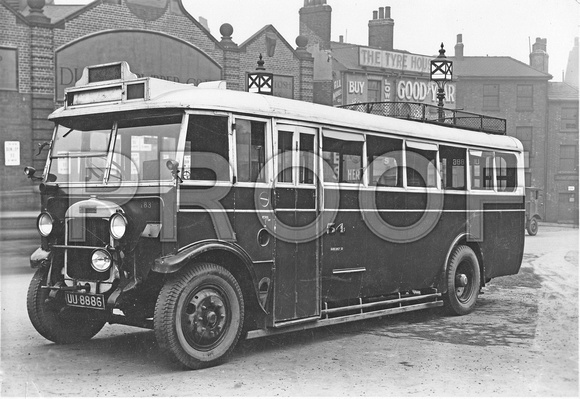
[{"x1": 359, "y1": 48, "x2": 431, "y2": 74}]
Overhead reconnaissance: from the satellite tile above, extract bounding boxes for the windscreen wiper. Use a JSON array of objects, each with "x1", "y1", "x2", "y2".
[{"x1": 62, "y1": 128, "x2": 75, "y2": 138}]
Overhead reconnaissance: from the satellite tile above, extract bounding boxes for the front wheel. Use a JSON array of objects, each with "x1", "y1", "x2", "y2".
[
  {"x1": 443, "y1": 245, "x2": 481, "y2": 316},
  {"x1": 27, "y1": 268, "x2": 106, "y2": 344},
  {"x1": 527, "y1": 217, "x2": 539, "y2": 236},
  {"x1": 154, "y1": 263, "x2": 244, "y2": 369}
]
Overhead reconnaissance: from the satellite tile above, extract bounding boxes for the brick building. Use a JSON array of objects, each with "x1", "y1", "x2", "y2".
[
  {"x1": 0, "y1": 0, "x2": 314, "y2": 210},
  {"x1": 546, "y1": 82, "x2": 578, "y2": 223},
  {"x1": 451, "y1": 36, "x2": 552, "y2": 191},
  {"x1": 1, "y1": 0, "x2": 577, "y2": 223},
  {"x1": 300, "y1": 1, "x2": 577, "y2": 224}
]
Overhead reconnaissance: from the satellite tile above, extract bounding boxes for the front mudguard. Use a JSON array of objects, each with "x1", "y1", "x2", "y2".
[
  {"x1": 152, "y1": 241, "x2": 269, "y2": 315},
  {"x1": 30, "y1": 247, "x2": 51, "y2": 269}
]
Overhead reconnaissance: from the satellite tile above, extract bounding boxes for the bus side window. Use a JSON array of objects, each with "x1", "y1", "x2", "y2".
[
  {"x1": 322, "y1": 134, "x2": 363, "y2": 183},
  {"x1": 367, "y1": 135, "x2": 403, "y2": 187},
  {"x1": 184, "y1": 115, "x2": 229, "y2": 181},
  {"x1": 470, "y1": 150, "x2": 494, "y2": 190},
  {"x1": 236, "y1": 119, "x2": 266, "y2": 183},
  {"x1": 277, "y1": 131, "x2": 293, "y2": 183},
  {"x1": 439, "y1": 145, "x2": 466, "y2": 190},
  {"x1": 299, "y1": 133, "x2": 315, "y2": 184},
  {"x1": 495, "y1": 152, "x2": 518, "y2": 192},
  {"x1": 406, "y1": 142, "x2": 438, "y2": 188}
]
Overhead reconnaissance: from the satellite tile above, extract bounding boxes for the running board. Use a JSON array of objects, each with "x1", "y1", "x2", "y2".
[{"x1": 246, "y1": 299, "x2": 443, "y2": 340}]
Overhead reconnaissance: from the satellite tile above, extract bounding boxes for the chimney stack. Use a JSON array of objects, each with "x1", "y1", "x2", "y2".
[
  {"x1": 529, "y1": 37, "x2": 549, "y2": 73},
  {"x1": 454, "y1": 34, "x2": 464, "y2": 59},
  {"x1": 368, "y1": 6, "x2": 394, "y2": 51},
  {"x1": 299, "y1": 0, "x2": 332, "y2": 50}
]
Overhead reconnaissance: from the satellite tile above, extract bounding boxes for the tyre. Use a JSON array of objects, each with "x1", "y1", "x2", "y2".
[
  {"x1": 443, "y1": 245, "x2": 481, "y2": 316},
  {"x1": 27, "y1": 267, "x2": 106, "y2": 344},
  {"x1": 527, "y1": 217, "x2": 538, "y2": 236},
  {"x1": 154, "y1": 263, "x2": 244, "y2": 369}
]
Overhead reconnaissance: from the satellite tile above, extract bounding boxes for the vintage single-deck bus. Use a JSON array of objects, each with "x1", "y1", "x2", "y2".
[{"x1": 25, "y1": 62, "x2": 525, "y2": 369}]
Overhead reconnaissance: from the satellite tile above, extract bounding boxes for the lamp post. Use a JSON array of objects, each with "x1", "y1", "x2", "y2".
[
  {"x1": 430, "y1": 43, "x2": 453, "y2": 122},
  {"x1": 247, "y1": 54, "x2": 273, "y2": 95}
]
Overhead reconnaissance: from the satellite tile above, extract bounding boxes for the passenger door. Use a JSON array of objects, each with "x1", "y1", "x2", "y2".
[{"x1": 272, "y1": 124, "x2": 320, "y2": 323}]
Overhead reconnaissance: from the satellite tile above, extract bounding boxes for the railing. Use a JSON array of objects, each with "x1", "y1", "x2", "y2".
[{"x1": 339, "y1": 101, "x2": 506, "y2": 135}]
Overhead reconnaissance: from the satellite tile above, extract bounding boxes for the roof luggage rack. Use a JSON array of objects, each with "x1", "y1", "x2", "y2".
[{"x1": 339, "y1": 101, "x2": 506, "y2": 135}]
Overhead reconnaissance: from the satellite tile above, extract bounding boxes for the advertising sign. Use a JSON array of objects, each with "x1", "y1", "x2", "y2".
[
  {"x1": 396, "y1": 79, "x2": 456, "y2": 105},
  {"x1": 273, "y1": 75, "x2": 294, "y2": 99},
  {"x1": 56, "y1": 30, "x2": 222, "y2": 100},
  {"x1": 4, "y1": 141, "x2": 20, "y2": 166},
  {"x1": 332, "y1": 76, "x2": 343, "y2": 106},
  {"x1": 345, "y1": 75, "x2": 367, "y2": 104},
  {"x1": 359, "y1": 48, "x2": 432, "y2": 74}
]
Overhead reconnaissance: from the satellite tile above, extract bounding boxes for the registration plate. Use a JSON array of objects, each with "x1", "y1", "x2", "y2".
[{"x1": 65, "y1": 292, "x2": 105, "y2": 310}]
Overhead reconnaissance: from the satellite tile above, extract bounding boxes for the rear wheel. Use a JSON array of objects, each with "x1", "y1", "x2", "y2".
[
  {"x1": 443, "y1": 245, "x2": 481, "y2": 315},
  {"x1": 27, "y1": 268, "x2": 106, "y2": 344},
  {"x1": 154, "y1": 263, "x2": 244, "y2": 369},
  {"x1": 527, "y1": 217, "x2": 539, "y2": 236}
]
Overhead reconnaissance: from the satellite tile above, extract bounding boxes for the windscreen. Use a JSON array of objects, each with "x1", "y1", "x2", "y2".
[
  {"x1": 48, "y1": 124, "x2": 113, "y2": 183},
  {"x1": 48, "y1": 113, "x2": 183, "y2": 184}
]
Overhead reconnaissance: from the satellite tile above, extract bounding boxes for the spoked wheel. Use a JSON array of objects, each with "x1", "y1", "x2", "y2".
[
  {"x1": 527, "y1": 217, "x2": 539, "y2": 236},
  {"x1": 443, "y1": 245, "x2": 481, "y2": 316},
  {"x1": 27, "y1": 267, "x2": 106, "y2": 344},
  {"x1": 154, "y1": 263, "x2": 244, "y2": 369}
]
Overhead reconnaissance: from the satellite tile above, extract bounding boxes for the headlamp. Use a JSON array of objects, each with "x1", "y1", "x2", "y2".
[
  {"x1": 109, "y1": 212, "x2": 127, "y2": 240},
  {"x1": 37, "y1": 213, "x2": 54, "y2": 237},
  {"x1": 91, "y1": 249, "x2": 112, "y2": 272}
]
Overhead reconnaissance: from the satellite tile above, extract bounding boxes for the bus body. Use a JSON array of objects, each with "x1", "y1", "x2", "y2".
[{"x1": 26, "y1": 62, "x2": 525, "y2": 369}]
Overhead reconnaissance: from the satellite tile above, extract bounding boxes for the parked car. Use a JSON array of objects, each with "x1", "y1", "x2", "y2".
[{"x1": 525, "y1": 187, "x2": 543, "y2": 235}]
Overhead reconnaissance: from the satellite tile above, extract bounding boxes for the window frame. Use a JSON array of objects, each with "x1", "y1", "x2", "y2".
[
  {"x1": 367, "y1": 79, "x2": 382, "y2": 103},
  {"x1": 321, "y1": 129, "x2": 365, "y2": 186},
  {"x1": 561, "y1": 107, "x2": 579, "y2": 131},
  {"x1": 495, "y1": 152, "x2": 518, "y2": 192},
  {"x1": 483, "y1": 84, "x2": 500, "y2": 111},
  {"x1": 181, "y1": 111, "x2": 232, "y2": 185},
  {"x1": 233, "y1": 115, "x2": 271, "y2": 186},
  {"x1": 469, "y1": 149, "x2": 496, "y2": 191},
  {"x1": 439, "y1": 145, "x2": 467, "y2": 191},
  {"x1": 365, "y1": 133, "x2": 404, "y2": 188},
  {"x1": 516, "y1": 84, "x2": 533, "y2": 111},
  {"x1": 274, "y1": 124, "x2": 318, "y2": 187},
  {"x1": 559, "y1": 144, "x2": 578, "y2": 173},
  {"x1": 404, "y1": 140, "x2": 440, "y2": 189}
]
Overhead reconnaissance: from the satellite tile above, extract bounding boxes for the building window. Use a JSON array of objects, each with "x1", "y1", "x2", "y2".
[
  {"x1": 561, "y1": 107, "x2": 579, "y2": 131},
  {"x1": 515, "y1": 126, "x2": 533, "y2": 165},
  {"x1": 559, "y1": 145, "x2": 578, "y2": 172},
  {"x1": 516, "y1": 85, "x2": 533, "y2": 111},
  {"x1": 483, "y1": 84, "x2": 499, "y2": 110},
  {"x1": 368, "y1": 80, "x2": 382, "y2": 102}
]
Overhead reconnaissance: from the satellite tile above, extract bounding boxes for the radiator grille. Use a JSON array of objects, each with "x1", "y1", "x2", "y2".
[{"x1": 66, "y1": 218, "x2": 110, "y2": 280}]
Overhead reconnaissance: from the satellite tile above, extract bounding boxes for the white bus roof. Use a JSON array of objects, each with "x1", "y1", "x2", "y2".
[{"x1": 50, "y1": 76, "x2": 522, "y2": 153}]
